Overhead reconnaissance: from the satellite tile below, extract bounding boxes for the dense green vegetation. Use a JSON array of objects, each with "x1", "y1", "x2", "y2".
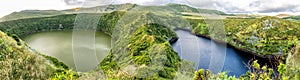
[
  {"x1": 0, "y1": 14, "x2": 76, "y2": 37},
  {"x1": 0, "y1": 30, "x2": 52, "y2": 79},
  {"x1": 188, "y1": 17, "x2": 300, "y2": 57},
  {"x1": 97, "y1": 10, "x2": 189, "y2": 79},
  {"x1": 0, "y1": 12, "x2": 122, "y2": 79},
  {"x1": 0, "y1": 29, "x2": 78, "y2": 79},
  {"x1": 0, "y1": 3, "x2": 300, "y2": 80},
  {"x1": 286, "y1": 43, "x2": 300, "y2": 79},
  {"x1": 189, "y1": 16, "x2": 300, "y2": 79},
  {"x1": 0, "y1": 10, "x2": 184, "y2": 79},
  {"x1": 193, "y1": 60, "x2": 300, "y2": 80},
  {"x1": 0, "y1": 11, "x2": 125, "y2": 38},
  {"x1": 100, "y1": 23, "x2": 181, "y2": 79}
]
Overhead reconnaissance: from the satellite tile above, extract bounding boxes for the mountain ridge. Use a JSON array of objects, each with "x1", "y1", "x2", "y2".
[{"x1": 0, "y1": 3, "x2": 226, "y2": 22}]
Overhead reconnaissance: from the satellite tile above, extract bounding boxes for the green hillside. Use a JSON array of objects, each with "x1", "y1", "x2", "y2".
[
  {"x1": 0, "y1": 10, "x2": 188, "y2": 79},
  {"x1": 232, "y1": 17, "x2": 300, "y2": 55},
  {"x1": 99, "y1": 11, "x2": 183, "y2": 79},
  {"x1": 189, "y1": 17, "x2": 300, "y2": 57},
  {"x1": 190, "y1": 17, "x2": 300, "y2": 79},
  {"x1": 0, "y1": 30, "x2": 52, "y2": 79},
  {"x1": 167, "y1": 4, "x2": 226, "y2": 15},
  {"x1": 0, "y1": 28, "x2": 77, "y2": 79},
  {"x1": 0, "y1": 3, "x2": 299, "y2": 80},
  {"x1": 0, "y1": 10, "x2": 66, "y2": 22},
  {"x1": 0, "y1": 3, "x2": 225, "y2": 22},
  {"x1": 0, "y1": 4, "x2": 135, "y2": 22}
]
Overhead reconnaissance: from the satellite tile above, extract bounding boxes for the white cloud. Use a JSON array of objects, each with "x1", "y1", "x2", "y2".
[{"x1": 213, "y1": 0, "x2": 300, "y2": 14}]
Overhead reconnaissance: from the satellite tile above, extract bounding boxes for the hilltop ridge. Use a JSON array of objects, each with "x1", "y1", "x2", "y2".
[{"x1": 0, "y1": 3, "x2": 226, "y2": 22}]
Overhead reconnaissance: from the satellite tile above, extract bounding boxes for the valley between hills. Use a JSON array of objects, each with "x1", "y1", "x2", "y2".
[{"x1": 0, "y1": 3, "x2": 299, "y2": 80}]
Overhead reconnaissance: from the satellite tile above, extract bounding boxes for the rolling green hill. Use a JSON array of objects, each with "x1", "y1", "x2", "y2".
[
  {"x1": 284, "y1": 15, "x2": 300, "y2": 21},
  {"x1": 166, "y1": 4, "x2": 226, "y2": 15},
  {"x1": 0, "y1": 10, "x2": 66, "y2": 22},
  {"x1": 0, "y1": 4, "x2": 136, "y2": 22},
  {"x1": 0, "y1": 3, "x2": 226, "y2": 22}
]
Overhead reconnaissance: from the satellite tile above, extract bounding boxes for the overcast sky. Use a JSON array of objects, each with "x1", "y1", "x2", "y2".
[{"x1": 1, "y1": 0, "x2": 300, "y2": 18}]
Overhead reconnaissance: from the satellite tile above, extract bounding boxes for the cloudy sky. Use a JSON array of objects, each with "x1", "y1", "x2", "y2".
[{"x1": 0, "y1": 0, "x2": 300, "y2": 17}]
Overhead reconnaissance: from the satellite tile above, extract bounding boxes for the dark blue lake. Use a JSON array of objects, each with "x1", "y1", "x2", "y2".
[{"x1": 172, "y1": 30, "x2": 252, "y2": 77}]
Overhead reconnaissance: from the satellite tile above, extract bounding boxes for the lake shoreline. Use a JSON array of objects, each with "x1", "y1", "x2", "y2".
[{"x1": 170, "y1": 28, "x2": 280, "y2": 66}]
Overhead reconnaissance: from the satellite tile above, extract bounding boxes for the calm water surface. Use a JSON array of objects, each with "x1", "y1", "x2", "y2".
[
  {"x1": 24, "y1": 31, "x2": 111, "y2": 71},
  {"x1": 172, "y1": 30, "x2": 251, "y2": 77}
]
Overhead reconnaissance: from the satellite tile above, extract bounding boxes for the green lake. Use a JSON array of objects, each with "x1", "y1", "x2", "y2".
[{"x1": 24, "y1": 31, "x2": 111, "y2": 71}]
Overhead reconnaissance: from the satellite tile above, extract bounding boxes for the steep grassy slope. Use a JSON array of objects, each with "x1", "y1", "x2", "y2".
[
  {"x1": 98, "y1": 11, "x2": 187, "y2": 79},
  {"x1": 0, "y1": 30, "x2": 72, "y2": 79},
  {"x1": 100, "y1": 23, "x2": 181, "y2": 79},
  {"x1": 0, "y1": 30, "x2": 52, "y2": 79},
  {"x1": 0, "y1": 29, "x2": 80, "y2": 79}
]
